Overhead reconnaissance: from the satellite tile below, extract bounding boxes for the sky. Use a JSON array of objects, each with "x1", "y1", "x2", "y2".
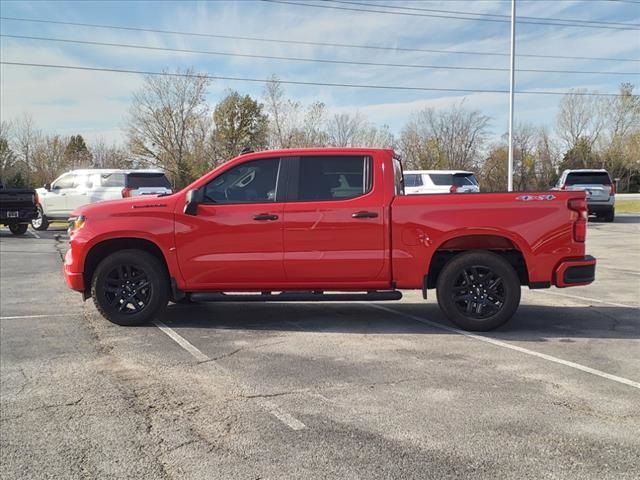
[{"x1": 1, "y1": 0, "x2": 639, "y2": 145}]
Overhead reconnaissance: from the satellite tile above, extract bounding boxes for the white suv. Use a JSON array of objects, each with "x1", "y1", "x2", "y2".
[
  {"x1": 404, "y1": 170, "x2": 480, "y2": 195},
  {"x1": 32, "y1": 169, "x2": 172, "y2": 230}
]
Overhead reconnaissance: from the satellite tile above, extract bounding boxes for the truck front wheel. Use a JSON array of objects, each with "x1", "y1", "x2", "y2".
[
  {"x1": 436, "y1": 251, "x2": 521, "y2": 331},
  {"x1": 91, "y1": 249, "x2": 169, "y2": 326},
  {"x1": 9, "y1": 223, "x2": 28, "y2": 235}
]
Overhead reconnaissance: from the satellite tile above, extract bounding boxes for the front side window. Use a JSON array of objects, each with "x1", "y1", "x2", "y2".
[
  {"x1": 52, "y1": 174, "x2": 75, "y2": 190},
  {"x1": 203, "y1": 158, "x2": 280, "y2": 204},
  {"x1": 296, "y1": 156, "x2": 371, "y2": 201}
]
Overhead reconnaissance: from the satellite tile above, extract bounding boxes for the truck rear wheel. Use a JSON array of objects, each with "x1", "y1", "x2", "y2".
[
  {"x1": 9, "y1": 223, "x2": 28, "y2": 235},
  {"x1": 31, "y1": 205, "x2": 49, "y2": 231},
  {"x1": 91, "y1": 249, "x2": 169, "y2": 326},
  {"x1": 436, "y1": 251, "x2": 521, "y2": 331}
]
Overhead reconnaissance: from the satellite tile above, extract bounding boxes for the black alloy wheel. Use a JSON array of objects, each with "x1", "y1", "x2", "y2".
[
  {"x1": 451, "y1": 266, "x2": 505, "y2": 319},
  {"x1": 103, "y1": 264, "x2": 153, "y2": 315},
  {"x1": 436, "y1": 251, "x2": 521, "y2": 331},
  {"x1": 92, "y1": 249, "x2": 169, "y2": 326}
]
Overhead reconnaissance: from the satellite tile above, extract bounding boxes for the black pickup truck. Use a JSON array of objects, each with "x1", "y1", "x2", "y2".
[{"x1": 0, "y1": 182, "x2": 39, "y2": 235}]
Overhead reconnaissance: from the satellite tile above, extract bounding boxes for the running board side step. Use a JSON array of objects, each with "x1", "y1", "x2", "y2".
[{"x1": 189, "y1": 290, "x2": 403, "y2": 303}]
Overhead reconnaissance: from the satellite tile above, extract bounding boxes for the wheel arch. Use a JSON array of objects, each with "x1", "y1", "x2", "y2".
[
  {"x1": 83, "y1": 237, "x2": 170, "y2": 294},
  {"x1": 426, "y1": 234, "x2": 530, "y2": 289}
]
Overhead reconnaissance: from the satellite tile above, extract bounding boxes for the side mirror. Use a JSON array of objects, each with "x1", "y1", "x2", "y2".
[
  {"x1": 44, "y1": 183, "x2": 51, "y2": 191},
  {"x1": 184, "y1": 188, "x2": 204, "y2": 216}
]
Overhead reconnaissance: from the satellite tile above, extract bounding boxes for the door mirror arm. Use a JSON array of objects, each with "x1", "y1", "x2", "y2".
[{"x1": 184, "y1": 188, "x2": 204, "y2": 216}]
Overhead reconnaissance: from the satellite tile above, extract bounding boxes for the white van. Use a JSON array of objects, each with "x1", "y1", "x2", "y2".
[
  {"x1": 404, "y1": 170, "x2": 480, "y2": 195},
  {"x1": 33, "y1": 169, "x2": 172, "y2": 230}
]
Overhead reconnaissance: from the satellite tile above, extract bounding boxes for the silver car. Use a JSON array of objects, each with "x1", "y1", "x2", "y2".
[{"x1": 554, "y1": 169, "x2": 615, "y2": 222}]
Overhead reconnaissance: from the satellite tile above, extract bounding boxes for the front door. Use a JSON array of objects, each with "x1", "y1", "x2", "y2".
[
  {"x1": 175, "y1": 158, "x2": 286, "y2": 290},
  {"x1": 283, "y1": 155, "x2": 387, "y2": 285},
  {"x1": 45, "y1": 173, "x2": 75, "y2": 217}
]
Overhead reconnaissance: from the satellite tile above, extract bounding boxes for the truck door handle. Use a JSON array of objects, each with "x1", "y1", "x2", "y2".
[
  {"x1": 352, "y1": 211, "x2": 378, "y2": 219},
  {"x1": 253, "y1": 213, "x2": 279, "y2": 221}
]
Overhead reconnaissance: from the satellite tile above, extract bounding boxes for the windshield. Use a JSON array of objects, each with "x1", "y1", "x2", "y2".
[
  {"x1": 565, "y1": 172, "x2": 611, "y2": 186},
  {"x1": 126, "y1": 173, "x2": 171, "y2": 188}
]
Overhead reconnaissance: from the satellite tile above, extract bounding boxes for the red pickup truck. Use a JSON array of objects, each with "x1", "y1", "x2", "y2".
[{"x1": 64, "y1": 148, "x2": 595, "y2": 331}]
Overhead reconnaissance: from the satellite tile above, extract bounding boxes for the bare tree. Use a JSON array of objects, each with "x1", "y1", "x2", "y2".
[
  {"x1": 0, "y1": 121, "x2": 18, "y2": 183},
  {"x1": 14, "y1": 113, "x2": 42, "y2": 185},
  {"x1": 263, "y1": 77, "x2": 328, "y2": 148},
  {"x1": 556, "y1": 89, "x2": 605, "y2": 153},
  {"x1": 605, "y1": 83, "x2": 640, "y2": 142},
  {"x1": 91, "y1": 138, "x2": 133, "y2": 169},
  {"x1": 400, "y1": 102, "x2": 490, "y2": 171},
  {"x1": 31, "y1": 135, "x2": 67, "y2": 186},
  {"x1": 327, "y1": 113, "x2": 365, "y2": 147},
  {"x1": 127, "y1": 68, "x2": 212, "y2": 187}
]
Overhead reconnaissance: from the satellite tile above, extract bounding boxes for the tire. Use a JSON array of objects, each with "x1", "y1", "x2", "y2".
[
  {"x1": 436, "y1": 251, "x2": 521, "y2": 331},
  {"x1": 604, "y1": 208, "x2": 615, "y2": 223},
  {"x1": 91, "y1": 249, "x2": 169, "y2": 326},
  {"x1": 31, "y1": 205, "x2": 49, "y2": 231},
  {"x1": 9, "y1": 223, "x2": 28, "y2": 235}
]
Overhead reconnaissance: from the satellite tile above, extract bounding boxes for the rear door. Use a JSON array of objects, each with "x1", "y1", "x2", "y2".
[{"x1": 282, "y1": 154, "x2": 387, "y2": 284}]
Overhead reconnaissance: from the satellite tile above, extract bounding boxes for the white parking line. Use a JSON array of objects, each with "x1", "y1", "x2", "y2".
[
  {"x1": 154, "y1": 320, "x2": 209, "y2": 362},
  {"x1": 597, "y1": 265, "x2": 640, "y2": 277},
  {"x1": 28, "y1": 230, "x2": 41, "y2": 239},
  {"x1": 153, "y1": 320, "x2": 307, "y2": 430},
  {"x1": 369, "y1": 304, "x2": 640, "y2": 391},
  {"x1": 0, "y1": 313, "x2": 72, "y2": 320},
  {"x1": 530, "y1": 290, "x2": 639, "y2": 309}
]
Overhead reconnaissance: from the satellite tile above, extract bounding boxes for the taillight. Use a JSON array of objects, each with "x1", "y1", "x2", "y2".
[
  {"x1": 34, "y1": 191, "x2": 39, "y2": 205},
  {"x1": 449, "y1": 185, "x2": 459, "y2": 193},
  {"x1": 121, "y1": 187, "x2": 132, "y2": 198},
  {"x1": 610, "y1": 183, "x2": 616, "y2": 196},
  {"x1": 568, "y1": 197, "x2": 587, "y2": 242}
]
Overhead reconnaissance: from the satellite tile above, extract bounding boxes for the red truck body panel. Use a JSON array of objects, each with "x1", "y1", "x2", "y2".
[{"x1": 64, "y1": 148, "x2": 595, "y2": 297}]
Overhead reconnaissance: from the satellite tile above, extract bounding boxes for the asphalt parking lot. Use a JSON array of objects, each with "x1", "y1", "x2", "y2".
[{"x1": 1, "y1": 218, "x2": 639, "y2": 479}]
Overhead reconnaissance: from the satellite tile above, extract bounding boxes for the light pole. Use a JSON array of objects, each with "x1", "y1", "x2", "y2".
[{"x1": 507, "y1": 0, "x2": 516, "y2": 192}]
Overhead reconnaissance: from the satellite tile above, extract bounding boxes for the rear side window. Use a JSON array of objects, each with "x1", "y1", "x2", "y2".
[
  {"x1": 452, "y1": 173, "x2": 478, "y2": 187},
  {"x1": 101, "y1": 173, "x2": 125, "y2": 187},
  {"x1": 404, "y1": 174, "x2": 423, "y2": 187},
  {"x1": 126, "y1": 173, "x2": 171, "y2": 189},
  {"x1": 565, "y1": 172, "x2": 611, "y2": 186},
  {"x1": 428, "y1": 173, "x2": 453, "y2": 186},
  {"x1": 296, "y1": 156, "x2": 372, "y2": 201}
]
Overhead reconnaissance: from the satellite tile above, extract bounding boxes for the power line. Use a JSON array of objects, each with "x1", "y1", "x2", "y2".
[
  {"x1": 4, "y1": 34, "x2": 637, "y2": 77},
  {"x1": 1, "y1": 16, "x2": 638, "y2": 63},
  {"x1": 0, "y1": 61, "x2": 628, "y2": 97},
  {"x1": 263, "y1": 0, "x2": 640, "y2": 30},
  {"x1": 327, "y1": 0, "x2": 640, "y2": 28}
]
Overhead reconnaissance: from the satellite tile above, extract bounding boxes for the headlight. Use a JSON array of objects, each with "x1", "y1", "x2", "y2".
[{"x1": 68, "y1": 215, "x2": 86, "y2": 233}]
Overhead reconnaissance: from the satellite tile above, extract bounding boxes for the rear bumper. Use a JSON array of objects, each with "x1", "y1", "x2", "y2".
[
  {"x1": 554, "y1": 255, "x2": 596, "y2": 288},
  {"x1": 587, "y1": 203, "x2": 614, "y2": 214}
]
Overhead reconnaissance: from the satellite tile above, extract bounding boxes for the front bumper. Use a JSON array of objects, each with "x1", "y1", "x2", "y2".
[
  {"x1": 63, "y1": 248, "x2": 85, "y2": 291},
  {"x1": 554, "y1": 255, "x2": 596, "y2": 288}
]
